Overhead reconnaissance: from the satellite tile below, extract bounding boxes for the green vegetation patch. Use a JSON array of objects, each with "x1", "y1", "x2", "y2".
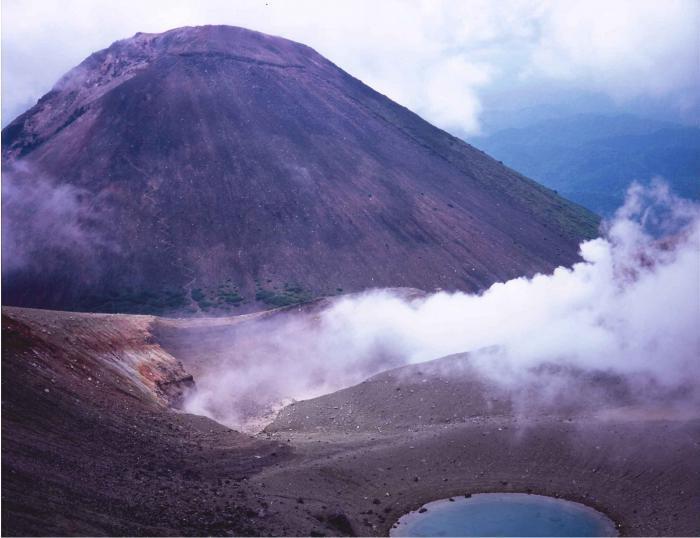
[
  {"x1": 84, "y1": 287, "x2": 189, "y2": 315},
  {"x1": 255, "y1": 282, "x2": 312, "y2": 307},
  {"x1": 191, "y1": 282, "x2": 244, "y2": 310}
]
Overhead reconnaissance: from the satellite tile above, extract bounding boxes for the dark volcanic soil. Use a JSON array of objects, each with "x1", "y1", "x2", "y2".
[
  {"x1": 262, "y1": 356, "x2": 700, "y2": 536},
  {"x1": 3, "y1": 306, "x2": 699, "y2": 537},
  {"x1": 1, "y1": 307, "x2": 291, "y2": 536},
  {"x1": 2, "y1": 25, "x2": 598, "y2": 314}
]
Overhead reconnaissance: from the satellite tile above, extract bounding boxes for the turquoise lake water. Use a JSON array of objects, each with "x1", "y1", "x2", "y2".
[{"x1": 390, "y1": 493, "x2": 618, "y2": 537}]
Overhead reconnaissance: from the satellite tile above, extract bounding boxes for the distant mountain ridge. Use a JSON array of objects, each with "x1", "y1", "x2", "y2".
[
  {"x1": 2, "y1": 25, "x2": 598, "y2": 314},
  {"x1": 472, "y1": 114, "x2": 700, "y2": 214}
]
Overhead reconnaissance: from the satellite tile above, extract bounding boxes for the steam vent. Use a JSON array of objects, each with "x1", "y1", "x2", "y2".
[{"x1": 2, "y1": 19, "x2": 699, "y2": 538}]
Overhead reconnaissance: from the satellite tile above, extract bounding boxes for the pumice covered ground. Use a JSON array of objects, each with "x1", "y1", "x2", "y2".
[{"x1": 2, "y1": 305, "x2": 698, "y2": 537}]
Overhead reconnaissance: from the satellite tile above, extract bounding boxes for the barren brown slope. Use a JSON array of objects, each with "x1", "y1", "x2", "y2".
[
  {"x1": 5, "y1": 307, "x2": 697, "y2": 536},
  {"x1": 2, "y1": 25, "x2": 598, "y2": 314},
  {"x1": 1, "y1": 306, "x2": 292, "y2": 536},
  {"x1": 261, "y1": 354, "x2": 700, "y2": 537}
]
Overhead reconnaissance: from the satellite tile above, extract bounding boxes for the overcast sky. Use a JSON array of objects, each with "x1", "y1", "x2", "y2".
[{"x1": 2, "y1": 0, "x2": 699, "y2": 133}]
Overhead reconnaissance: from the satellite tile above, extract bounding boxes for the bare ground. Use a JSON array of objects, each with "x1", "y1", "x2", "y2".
[{"x1": 2, "y1": 306, "x2": 699, "y2": 536}]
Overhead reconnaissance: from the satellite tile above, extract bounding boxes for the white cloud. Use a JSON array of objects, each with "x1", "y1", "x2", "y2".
[
  {"x1": 184, "y1": 181, "x2": 700, "y2": 430},
  {"x1": 2, "y1": 0, "x2": 698, "y2": 132},
  {"x1": 529, "y1": 0, "x2": 700, "y2": 100}
]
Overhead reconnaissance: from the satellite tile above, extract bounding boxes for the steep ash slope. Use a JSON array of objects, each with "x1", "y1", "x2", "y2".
[
  {"x1": 1, "y1": 307, "x2": 290, "y2": 536},
  {"x1": 2, "y1": 25, "x2": 597, "y2": 313}
]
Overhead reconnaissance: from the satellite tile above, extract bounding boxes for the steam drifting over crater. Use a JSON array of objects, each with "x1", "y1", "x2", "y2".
[{"x1": 185, "y1": 181, "x2": 700, "y2": 430}]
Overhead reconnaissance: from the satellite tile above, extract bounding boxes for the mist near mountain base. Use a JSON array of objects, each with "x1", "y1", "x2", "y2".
[
  {"x1": 185, "y1": 180, "x2": 700, "y2": 430},
  {"x1": 1, "y1": 164, "x2": 114, "y2": 274}
]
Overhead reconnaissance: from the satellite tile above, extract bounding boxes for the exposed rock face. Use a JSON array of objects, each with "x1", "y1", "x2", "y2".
[
  {"x1": 2, "y1": 25, "x2": 598, "y2": 314},
  {"x1": 1, "y1": 306, "x2": 291, "y2": 536},
  {"x1": 1, "y1": 306, "x2": 193, "y2": 408}
]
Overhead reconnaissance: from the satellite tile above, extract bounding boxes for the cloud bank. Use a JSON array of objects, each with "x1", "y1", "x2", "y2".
[
  {"x1": 1, "y1": 164, "x2": 114, "y2": 274},
  {"x1": 3, "y1": 0, "x2": 699, "y2": 132},
  {"x1": 185, "y1": 181, "x2": 700, "y2": 430}
]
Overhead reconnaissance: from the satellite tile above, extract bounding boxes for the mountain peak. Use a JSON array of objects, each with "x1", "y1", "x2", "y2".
[
  {"x1": 2, "y1": 26, "x2": 598, "y2": 314},
  {"x1": 101, "y1": 25, "x2": 320, "y2": 67},
  {"x1": 3, "y1": 26, "x2": 326, "y2": 161}
]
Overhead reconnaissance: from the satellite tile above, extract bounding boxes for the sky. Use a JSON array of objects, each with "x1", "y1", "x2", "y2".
[{"x1": 2, "y1": 0, "x2": 699, "y2": 133}]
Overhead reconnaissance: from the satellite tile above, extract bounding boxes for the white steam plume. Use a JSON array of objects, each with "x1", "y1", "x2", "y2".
[{"x1": 185, "y1": 180, "x2": 700, "y2": 430}]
